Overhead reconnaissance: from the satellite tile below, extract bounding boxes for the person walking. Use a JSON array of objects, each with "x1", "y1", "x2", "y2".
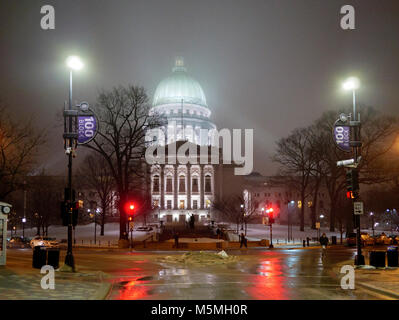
[
  {"x1": 216, "y1": 228, "x2": 221, "y2": 239},
  {"x1": 240, "y1": 233, "x2": 247, "y2": 248},
  {"x1": 319, "y1": 233, "x2": 329, "y2": 259},
  {"x1": 174, "y1": 232, "x2": 179, "y2": 249}
]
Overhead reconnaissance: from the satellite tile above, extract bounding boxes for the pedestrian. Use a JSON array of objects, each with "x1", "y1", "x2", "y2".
[
  {"x1": 174, "y1": 232, "x2": 179, "y2": 249},
  {"x1": 319, "y1": 233, "x2": 329, "y2": 259},
  {"x1": 240, "y1": 233, "x2": 247, "y2": 248},
  {"x1": 216, "y1": 228, "x2": 221, "y2": 239}
]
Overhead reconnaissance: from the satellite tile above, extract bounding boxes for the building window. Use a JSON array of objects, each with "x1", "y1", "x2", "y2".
[
  {"x1": 193, "y1": 200, "x2": 198, "y2": 209},
  {"x1": 167, "y1": 200, "x2": 172, "y2": 209},
  {"x1": 153, "y1": 200, "x2": 159, "y2": 208},
  {"x1": 205, "y1": 176, "x2": 211, "y2": 193},
  {"x1": 179, "y1": 200, "x2": 185, "y2": 209},
  {"x1": 153, "y1": 176, "x2": 159, "y2": 192},
  {"x1": 179, "y1": 175, "x2": 185, "y2": 193},
  {"x1": 166, "y1": 177, "x2": 172, "y2": 192},
  {"x1": 192, "y1": 178, "x2": 199, "y2": 192}
]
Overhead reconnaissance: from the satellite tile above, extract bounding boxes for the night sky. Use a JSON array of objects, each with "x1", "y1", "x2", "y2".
[{"x1": 1, "y1": 0, "x2": 398, "y2": 175}]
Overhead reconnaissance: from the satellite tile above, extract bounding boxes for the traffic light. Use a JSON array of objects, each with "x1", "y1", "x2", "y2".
[
  {"x1": 266, "y1": 208, "x2": 275, "y2": 224},
  {"x1": 125, "y1": 201, "x2": 136, "y2": 221},
  {"x1": 60, "y1": 201, "x2": 79, "y2": 227},
  {"x1": 346, "y1": 169, "x2": 359, "y2": 199}
]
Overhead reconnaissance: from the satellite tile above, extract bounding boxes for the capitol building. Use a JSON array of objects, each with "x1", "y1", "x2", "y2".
[{"x1": 148, "y1": 57, "x2": 229, "y2": 224}]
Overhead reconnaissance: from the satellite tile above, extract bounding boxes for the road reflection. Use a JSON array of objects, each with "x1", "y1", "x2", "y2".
[{"x1": 247, "y1": 256, "x2": 287, "y2": 299}]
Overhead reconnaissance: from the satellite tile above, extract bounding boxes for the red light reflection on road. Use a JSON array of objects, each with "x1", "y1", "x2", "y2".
[
  {"x1": 247, "y1": 257, "x2": 288, "y2": 300},
  {"x1": 113, "y1": 277, "x2": 150, "y2": 300}
]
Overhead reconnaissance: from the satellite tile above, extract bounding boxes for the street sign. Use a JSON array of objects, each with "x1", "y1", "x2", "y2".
[
  {"x1": 354, "y1": 202, "x2": 364, "y2": 215},
  {"x1": 315, "y1": 222, "x2": 320, "y2": 229},
  {"x1": 333, "y1": 122, "x2": 351, "y2": 153},
  {"x1": 129, "y1": 221, "x2": 134, "y2": 230},
  {"x1": 77, "y1": 112, "x2": 98, "y2": 145}
]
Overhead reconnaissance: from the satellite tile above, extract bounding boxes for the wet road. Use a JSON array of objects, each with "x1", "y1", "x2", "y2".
[{"x1": 6, "y1": 247, "x2": 385, "y2": 299}]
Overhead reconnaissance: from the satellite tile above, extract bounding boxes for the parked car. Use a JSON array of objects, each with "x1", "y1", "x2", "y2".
[
  {"x1": 346, "y1": 232, "x2": 357, "y2": 246},
  {"x1": 360, "y1": 232, "x2": 375, "y2": 246},
  {"x1": 374, "y1": 233, "x2": 393, "y2": 245},
  {"x1": 388, "y1": 235, "x2": 399, "y2": 244},
  {"x1": 30, "y1": 236, "x2": 60, "y2": 248},
  {"x1": 135, "y1": 226, "x2": 153, "y2": 232},
  {"x1": 7, "y1": 236, "x2": 30, "y2": 248}
]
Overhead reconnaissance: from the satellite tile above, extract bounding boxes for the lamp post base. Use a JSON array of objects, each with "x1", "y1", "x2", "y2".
[
  {"x1": 64, "y1": 253, "x2": 75, "y2": 272},
  {"x1": 355, "y1": 254, "x2": 365, "y2": 266}
]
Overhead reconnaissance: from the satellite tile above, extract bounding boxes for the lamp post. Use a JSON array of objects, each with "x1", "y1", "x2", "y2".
[
  {"x1": 370, "y1": 212, "x2": 375, "y2": 237},
  {"x1": 64, "y1": 55, "x2": 83, "y2": 271},
  {"x1": 319, "y1": 214, "x2": 325, "y2": 239},
  {"x1": 240, "y1": 204, "x2": 244, "y2": 231},
  {"x1": 287, "y1": 201, "x2": 294, "y2": 242},
  {"x1": 22, "y1": 217, "x2": 26, "y2": 238},
  {"x1": 343, "y1": 76, "x2": 364, "y2": 265}
]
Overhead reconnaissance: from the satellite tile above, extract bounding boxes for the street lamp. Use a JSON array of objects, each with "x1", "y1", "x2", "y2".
[
  {"x1": 22, "y1": 217, "x2": 26, "y2": 238},
  {"x1": 240, "y1": 204, "x2": 244, "y2": 231},
  {"x1": 370, "y1": 212, "x2": 375, "y2": 237},
  {"x1": 64, "y1": 55, "x2": 84, "y2": 271},
  {"x1": 287, "y1": 201, "x2": 294, "y2": 242},
  {"x1": 343, "y1": 76, "x2": 364, "y2": 266}
]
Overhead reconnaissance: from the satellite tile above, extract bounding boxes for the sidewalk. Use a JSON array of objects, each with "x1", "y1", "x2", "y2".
[
  {"x1": 0, "y1": 266, "x2": 111, "y2": 300},
  {"x1": 334, "y1": 258, "x2": 399, "y2": 299}
]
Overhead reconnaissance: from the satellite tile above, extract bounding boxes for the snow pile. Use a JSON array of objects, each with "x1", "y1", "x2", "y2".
[{"x1": 160, "y1": 251, "x2": 237, "y2": 265}]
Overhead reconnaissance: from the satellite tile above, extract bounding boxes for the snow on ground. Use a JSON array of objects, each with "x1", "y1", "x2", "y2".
[
  {"x1": 166, "y1": 238, "x2": 224, "y2": 243},
  {"x1": 7, "y1": 222, "x2": 152, "y2": 244},
  {"x1": 8, "y1": 222, "x2": 397, "y2": 244}
]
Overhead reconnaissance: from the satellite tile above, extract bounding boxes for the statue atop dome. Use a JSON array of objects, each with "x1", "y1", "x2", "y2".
[{"x1": 172, "y1": 56, "x2": 187, "y2": 72}]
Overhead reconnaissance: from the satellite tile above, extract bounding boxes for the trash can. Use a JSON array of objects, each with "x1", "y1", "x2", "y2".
[
  {"x1": 369, "y1": 250, "x2": 386, "y2": 268},
  {"x1": 331, "y1": 236, "x2": 337, "y2": 245},
  {"x1": 387, "y1": 246, "x2": 398, "y2": 267},
  {"x1": 47, "y1": 247, "x2": 60, "y2": 269},
  {"x1": 32, "y1": 246, "x2": 47, "y2": 269}
]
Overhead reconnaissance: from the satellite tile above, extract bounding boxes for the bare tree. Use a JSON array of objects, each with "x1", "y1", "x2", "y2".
[
  {"x1": 213, "y1": 195, "x2": 248, "y2": 234},
  {"x1": 273, "y1": 127, "x2": 314, "y2": 231},
  {"x1": 77, "y1": 153, "x2": 114, "y2": 235},
  {"x1": 28, "y1": 173, "x2": 64, "y2": 236},
  {"x1": 83, "y1": 85, "x2": 164, "y2": 240},
  {"x1": 0, "y1": 104, "x2": 46, "y2": 200}
]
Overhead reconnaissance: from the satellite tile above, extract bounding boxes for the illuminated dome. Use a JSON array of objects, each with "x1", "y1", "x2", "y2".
[{"x1": 153, "y1": 57, "x2": 207, "y2": 107}]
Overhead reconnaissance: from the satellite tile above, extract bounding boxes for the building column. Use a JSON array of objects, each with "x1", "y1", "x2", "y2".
[
  {"x1": 200, "y1": 164, "x2": 205, "y2": 209},
  {"x1": 187, "y1": 164, "x2": 192, "y2": 210},
  {"x1": 173, "y1": 164, "x2": 178, "y2": 210},
  {"x1": 160, "y1": 164, "x2": 165, "y2": 209}
]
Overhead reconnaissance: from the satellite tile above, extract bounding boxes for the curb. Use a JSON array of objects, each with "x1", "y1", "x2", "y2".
[
  {"x1": 90, "y1": 271, "x2": 112, "y2": 300},
  {"x1": 356, "y1": 282, "x2": 399, "y2": 300},
  {"x1": 91, "y1": 282, "x2": 112, "y2": 300}
]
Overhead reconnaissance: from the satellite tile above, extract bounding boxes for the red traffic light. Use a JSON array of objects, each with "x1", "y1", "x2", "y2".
[
  {"x1": 124, "y1": 202, "x2": 136, "y2": 215},
  {"x1": 346, "y1": 191, "x2": 355, "y2": 199}
]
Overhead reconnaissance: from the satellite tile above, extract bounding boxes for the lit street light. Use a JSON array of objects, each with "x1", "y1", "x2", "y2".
[
  {"x1": 64, "y1": 55, "x2": 84, "y2": 271},
  {"x1": 22, "y1": 217, "x2": 26, "y2": 238},
  {"x1": 370, "y1": 212, "x2": 375, "y2": 237}
]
